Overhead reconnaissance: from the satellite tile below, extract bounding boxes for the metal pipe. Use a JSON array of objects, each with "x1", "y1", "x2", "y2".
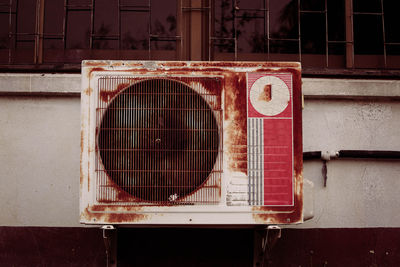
[
  {"x1": 303, "y1": 150, "x2": 400, "y2": 160},
  {"x1": 338, "y1": 150, "x2": 400, "y2": 159},
  {"x1": 303, "y1": 151, "x2": 321, "y2": 160}
]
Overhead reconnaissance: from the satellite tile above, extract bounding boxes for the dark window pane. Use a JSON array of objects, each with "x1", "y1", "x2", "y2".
[
  {"x1": 94, "y1": 0, "x2": 118, "y2": 37},
  {"x1": 387, "y1": 45, "x2": 400, "y2": 68},
  {"x1": 212, "y1": 39, "x2": 235, "y2": 53},
  {"x1": 44, "y1": 0, "x2": 64, "y2": 35},
  {"x1": 0, "y1": 14, "x2": 9, "y2": 48},
  {"x1": 121, "y1": 12, "x2": 149, "y2": 50},
  {"x1": 151, "y1": 0, "x2": 177, "y2": 38},
  {"x1": 214, "y1": 0, "x2": 234, "y2": 38},
  {"x1": 327, "y1": 0, "x2": 345, "y2": 41},
  {"x1": 66, "y1": 11, "x2": 91, "y2": 49},
  {"x1": 44, "y1": 39, "x2": 64, "y2": 49},
  {"x1": 353, "y1": 0, "x2": 381, "y2": 13},
  {"x1": 301, "y1": 13, "x2": 326, "y2": 54},
  {"x1": 93, "y1": 40, "x2": 119, "y2": 49},
  {"x1": 150, "y1": 40, "x2": 176, "y2": 51},
  {"x1": 149, "y1": 0, "x2": 177, "y2": 52},
  {"x1": 328, "y1": 42, "x2": 345, "y2": 55},
  {"x1": 15, "y1": 0, "x2": 36, "y2": 55},
  {"x1": 387, "y1": 45, "x2": 400, "y2": 55},
  {"x1": 328, "y1": 43, "x2": 345, "y2": 68},
  {"x1": 3, "y1": 13, "x2": 16, "y2": 50},
  {"x1": 237, "y1": 0, "x2": 265, "y2": 10},
  {"x1": 43, "y1": 0, "x2": 64, "y2": 63},
  {"x1": 300, "y1": 0, "x2": 324, "y2": 11},
  {"x1": 270, "y1": 39, "x2": 299, "y2": 54},
  {"x1": 0, "y1": 0, "x2": 16, "y2": 13},
  {"x1": 237, "y1": 10, "x2": 266, "y2": 53},
  {"x1": 270, "y1": 0, "x2": 298, "y2": 39},
  {"x1": 16, "y1": 39, "x2": 34, "y2": 49},
  {"x1": 17, "y1": 0, "x2": 36, "y2": 34},
  {"x1": 10, "y1": 0, "x2": 36, "y2": 63},
  {"x1": 93, "y1": 36, "x2": 119, "y2": 50},
  {"x1": 384, "y1": 0, "x2": 400, "y2": 43},
  {"x1": 120, "y1": 0, "x2": 149, "y2": 7},
  {"x1": 354, "y1": 14, "x2": 383, "y2": 54},
  {"x1": 68, "y1": 0, "x2": 90, "y2": 4}
]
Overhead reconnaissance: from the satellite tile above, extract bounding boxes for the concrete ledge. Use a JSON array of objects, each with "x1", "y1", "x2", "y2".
[
  {"x1": 1, "y1": 74, "x2": 400, "y2": 99},
  {"x1": 0, "y1": 73, "x2": 81, "y2": 95},
  {"x1": 303, "y1": 78, "x2": 400, "y2": 100}
]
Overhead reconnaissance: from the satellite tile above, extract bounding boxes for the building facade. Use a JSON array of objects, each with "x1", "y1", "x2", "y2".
[{"x1": 1, "y1": 0, "x2": 400, "y2": 266}]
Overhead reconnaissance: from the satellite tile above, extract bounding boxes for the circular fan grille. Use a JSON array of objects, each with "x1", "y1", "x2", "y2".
[{"x1": 98, "y1": 79, "x2": 219, "y2": 203}]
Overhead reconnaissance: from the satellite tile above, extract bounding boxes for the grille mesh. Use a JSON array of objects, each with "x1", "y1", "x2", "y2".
[{"x1": 96, "y1": 77, "x2": 222, "y2": 205}]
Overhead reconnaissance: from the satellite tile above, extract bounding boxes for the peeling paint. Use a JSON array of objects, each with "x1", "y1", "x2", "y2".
[
  {"x1": 83, "y1": 87, "x2": 93, "y2": 96},
  {"x1": 99, "y1": 83, "x2": 130, "y2": 102},
  {"x1": 82, "y1": 206, "x2": 149, "y2": 224}
]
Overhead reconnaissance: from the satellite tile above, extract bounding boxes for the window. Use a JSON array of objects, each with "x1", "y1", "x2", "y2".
[
  {"x1": 0, "y1": 0, "x2": 181, "y2": 65},
  {"x1": 210, "y1": 0, "x2": 400, "y2": 69},
  {"x1": 0, "y1": 0, "x2": 399, "y2": 72}
]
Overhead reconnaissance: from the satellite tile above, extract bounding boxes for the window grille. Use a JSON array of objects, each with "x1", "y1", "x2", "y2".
[{"x1": 0, "y1": 0, "x2": 399, "y2": 72}]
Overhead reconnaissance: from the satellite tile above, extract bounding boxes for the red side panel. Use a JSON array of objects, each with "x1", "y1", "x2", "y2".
[{"x1": 247, "y1": 73, "x2": 294, "y2": 206}]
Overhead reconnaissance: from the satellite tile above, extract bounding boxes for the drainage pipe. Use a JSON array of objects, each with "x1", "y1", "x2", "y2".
[
  {"x1": 302, "y1": 150, "x2": 400, "y2": 187},
  {"x1": 304, "y1": 150, "x2": 400, "y2": 160}
]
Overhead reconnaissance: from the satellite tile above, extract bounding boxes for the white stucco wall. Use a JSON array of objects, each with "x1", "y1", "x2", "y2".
[
  {"x1": 300, "y1": 99, "x2": 400, "y2": 228},
  {"x1": 0, "y1": 74, "x2": 399, "y2": 227}
]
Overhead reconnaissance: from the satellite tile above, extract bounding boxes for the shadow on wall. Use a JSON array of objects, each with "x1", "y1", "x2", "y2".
[{"x1": 118, "y1": 228, "x2": 253, "y2": 267}]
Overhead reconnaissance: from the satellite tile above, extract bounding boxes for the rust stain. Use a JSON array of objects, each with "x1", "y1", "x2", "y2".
[
  {"x1": 88, "y1": 67, "x2": 105, "y2": 78},
  {"x1": 87, "y1": 161, "x2": 90, "y2": 192},
  {"x1": 102, "y1": 213, "x2": 148, "y2": 223},
  {"x1": 90, "y1": 205, "x2": 144, "y2": 212},
  {"x1": 190, "y1": 61, "x2": 299, "y2": 68},
  {"x1": 197, "y1": 78, "x2": 223, "y2": 108},
  {"x1": 224, "y1": 72, "x2": 248, "y2": 175},
  {"x1": 259, "y1": 84, "x2": 272, "y2": 102},
  {"x1": 82, "y1": 206, "x2": 149, "y2": 224},
  {"x1": 90, "y1": 67, "x2": 105, "y2": 72},
  {"x1": 160, "y1": 62, "x2": 187, "y2": 67},
  {"x1": 111, "y1": 62, "x2": 142, "y2": 67},
  {"x1": 84, "y1": 61, "x2": 108, "y2": 67},
  {"x1": 80, "y1": 129, "x2": 84, "y2": 189},
  {"x1": 83, "y1": 87, "x2": 93, "y2": 96},
  {"x1": 99, "y1": 83, "x2": 130, "y2": 102},
  {"x1": 80, "y1": 129, "x2": 84, "y2": 156},
  {"x1": 204, "y1": 184, "x2": 220, "y2": 189},
  {"x1": 291, "y1": 68, "x2": 303, "y2": 177},
  {"x1": 229, "y1": 146, "x2": 247, "y2": 154},
  {"x1": 255, "y1": 67, "x2": 300, "y2": 75},
  {"x1": 115, "y1": 187, "x2": 141, "y2": 202},
  {"x1": 230, "y1": 154, "x2": 247, "y2": 162},
  {"x1": 251, "y1": 191, "x2": 303, "y2": 224},
  {"x1": 125, "y1": 62, "x2": 142, "y2": 67}
]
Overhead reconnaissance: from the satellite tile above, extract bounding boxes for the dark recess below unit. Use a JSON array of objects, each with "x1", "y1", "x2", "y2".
[{"x1": 1, "y1": 227, "x2": 400, "y2": 266}]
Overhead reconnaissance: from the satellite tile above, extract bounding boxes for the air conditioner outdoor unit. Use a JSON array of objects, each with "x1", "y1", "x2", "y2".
[{"x1": 80, "y1": 60, "x2": 304, "y2": 225}]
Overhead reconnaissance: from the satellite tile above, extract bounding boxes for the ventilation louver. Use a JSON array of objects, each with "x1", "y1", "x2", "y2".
[{"x1": 98, "y1": 79, "x2": 219, "y2": 204}]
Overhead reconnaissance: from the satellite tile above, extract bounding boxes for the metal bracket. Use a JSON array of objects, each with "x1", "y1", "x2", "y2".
[
  {"x1": 254, "y1": 225, "x2": 282, "y2": 267},
  {"x1": 102, "y1": 225, "x2": 117, "y2": 267}
]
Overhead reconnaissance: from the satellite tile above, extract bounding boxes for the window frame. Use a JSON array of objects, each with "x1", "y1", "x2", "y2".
[{"x1": 0, "y1": 0, "x2": 399, "y2": 78}]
